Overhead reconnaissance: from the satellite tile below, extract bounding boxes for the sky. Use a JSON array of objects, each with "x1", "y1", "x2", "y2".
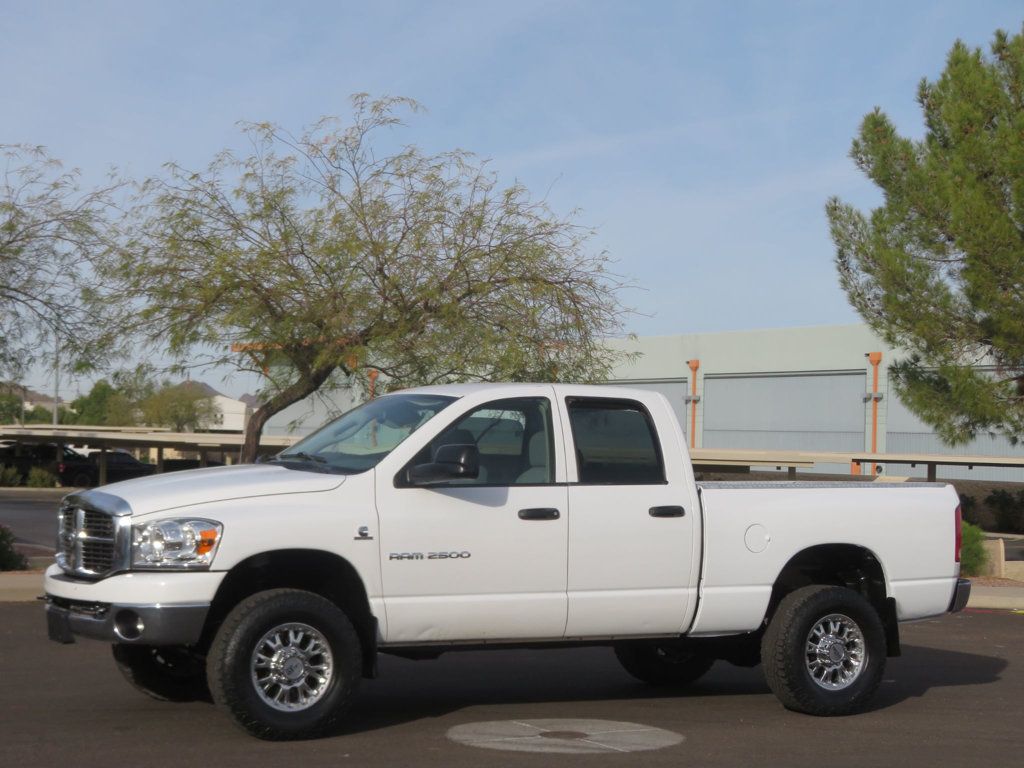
[{"x1": 3, "y1": 0, "x2": 1022, "y2": 399}]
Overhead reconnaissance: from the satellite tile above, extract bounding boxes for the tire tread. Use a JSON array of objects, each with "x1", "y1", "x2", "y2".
[
  {"x1": 206, "y1": 588, "x2": 361, "y2": 740},
  {"x1": 761, "y1": 585, "x2": 885, "y2": 716}
]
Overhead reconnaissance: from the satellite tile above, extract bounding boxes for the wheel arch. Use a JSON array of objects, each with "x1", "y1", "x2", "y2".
[
  {"x1": 765, "y1": 543, "x2": 899, "y2": 656},
  {"x1": 202, "y1": 549, "x2": 378, "y2": 677}
]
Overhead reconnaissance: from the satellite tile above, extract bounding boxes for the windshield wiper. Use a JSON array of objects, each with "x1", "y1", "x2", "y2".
[{"x1": 275, "y1": 451, "x2": 326, "y2": 464}]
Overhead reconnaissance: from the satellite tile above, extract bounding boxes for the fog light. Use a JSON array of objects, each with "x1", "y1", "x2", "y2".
[{"x1": 114, "y1": 610, "x2": 144, "y2": 640}]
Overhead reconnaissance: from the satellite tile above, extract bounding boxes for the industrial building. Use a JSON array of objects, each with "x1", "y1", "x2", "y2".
[
  {"x1": 605, "y1": 323, "x2": 1023, "y2": 481},
  {"x1": 264, "y1": 323, "x2": 1024, "y2": 482}
]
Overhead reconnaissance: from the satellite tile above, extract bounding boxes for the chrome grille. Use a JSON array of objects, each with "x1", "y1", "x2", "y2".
[
  {"x1": 82, "y1": 510, "x2": 115, "y2": 538},
  {"x1": 56, "y1": 500, "x2": 129, "y2": 579}
]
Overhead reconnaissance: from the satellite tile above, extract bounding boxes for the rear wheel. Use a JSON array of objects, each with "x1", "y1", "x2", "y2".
[
  {"x1": 112, "y1": 644, "x2": 209, "y2": 702},
  {"x1": 206, "y1": 589, "x2": 362, "y2": 740},
  {"x1": 614, "y1": 640, "x2": 715, "y2": 687},
  {"x1": 761, "y1": 585, "x2": 886, "y2": 716}
]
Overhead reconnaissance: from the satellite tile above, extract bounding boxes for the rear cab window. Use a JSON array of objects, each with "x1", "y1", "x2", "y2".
[{"x1": 566, "y1": 398, "x2": 666, "y2": 484}]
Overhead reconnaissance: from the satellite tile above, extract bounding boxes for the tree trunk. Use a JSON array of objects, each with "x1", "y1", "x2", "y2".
[{"x1": 239, "y1": 367, "x2": 335, "y2": 463}]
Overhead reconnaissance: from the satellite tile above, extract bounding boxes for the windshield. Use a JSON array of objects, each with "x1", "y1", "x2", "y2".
[{"x1": 272, "y1": 393, "x2": 456, "y2": 474}]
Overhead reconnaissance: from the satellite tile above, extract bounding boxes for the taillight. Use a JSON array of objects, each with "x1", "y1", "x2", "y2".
[
  {"x1": 58, "y1": 463, "x2": 66, "y2": 474},
  {"x1": 954, "y1": 504, "x2": 962, "y2": 563}
]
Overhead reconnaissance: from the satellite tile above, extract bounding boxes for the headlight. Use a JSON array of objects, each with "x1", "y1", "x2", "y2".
[{"x1": 132, "y1": 519, "x2": 223, "y2": 570}]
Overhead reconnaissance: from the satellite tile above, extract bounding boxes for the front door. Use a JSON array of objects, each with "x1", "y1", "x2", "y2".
[{"x1": 376, "y1": 394, "x2": 568, "y2": 643}]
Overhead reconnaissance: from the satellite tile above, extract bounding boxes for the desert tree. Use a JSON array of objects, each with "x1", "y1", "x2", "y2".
[
  {"x1": 107, "y1": 96, "x2": 632, "y2": 461},
  {"x1": 0, "y1": 145, "x2": 121, "y2": 381}
]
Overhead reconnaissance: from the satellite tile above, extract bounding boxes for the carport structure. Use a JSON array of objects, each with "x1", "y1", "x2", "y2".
[{"x1": 0, "y1": 426, "x2": 295, "y2": 485}]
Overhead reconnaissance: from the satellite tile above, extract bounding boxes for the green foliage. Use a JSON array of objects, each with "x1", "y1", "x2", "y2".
[
  {"x1": 0, "y1": 525, "x2": 28, "y2": 571},
  {"x1": 71, "y1": 379, "x2": 138, "y2": 426},
  {"x1": 0, "y1": 393, "x2": 20, "y2": 423},
  {"x1": 102, "y1": 95, "x2": 631, "y2": 461},
  {"x1": 25, "y1": 467, "x2": 56, "y2": 488},
  {"x1": 827, "y1": 26, "x2": 1024, "y2": 445},
  {"x1": 141, "y1": 382, "x2": 220, "y2": 432},
  {"x1": 0, "y1": 145, "x2": 123, "y2": 381},
  {"x1": 23, "y1": 405, "x2": 75, "y2": 424},
  {"x1": 983, "y1": 489, "x2": 1024, "y2": 533},
  {"x1": 0, "y1": 466, "x2": 22, "y2": 486},
  {"x1": 958, "y1": 493, "x2": 980, "y2": 526},
  {"x1": 959, "y1": 522, "x2": 989, "y2": 577},
  {"x1": 23, "y1": 405, "x2": 52, "y2": 423}
]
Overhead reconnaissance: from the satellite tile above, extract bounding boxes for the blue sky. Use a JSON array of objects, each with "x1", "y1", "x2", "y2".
[{"x1": 3, "y1": 1, "x2": 1022, "y2": 397}]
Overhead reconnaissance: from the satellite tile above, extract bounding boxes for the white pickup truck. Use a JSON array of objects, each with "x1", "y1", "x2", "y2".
[{"x1": 44, "y1": 383, "x2": 970, "y2": 739}]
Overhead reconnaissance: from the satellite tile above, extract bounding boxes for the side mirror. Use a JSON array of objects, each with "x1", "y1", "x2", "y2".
[{"x1": 408, "y1": 444, "x2": 479, "y2": 486}]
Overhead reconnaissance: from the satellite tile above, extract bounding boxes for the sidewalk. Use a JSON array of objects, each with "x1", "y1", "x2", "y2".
[
  {"x1": 0, "y1": 569, "x2": 45, "y2": 602},
  {"x1": 1, "y1": 570, "x2": 1022, "y2": 610}
]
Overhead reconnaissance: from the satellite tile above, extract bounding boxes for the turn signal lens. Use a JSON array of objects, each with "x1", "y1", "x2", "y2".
[{"x1": 196, "y1": 529, "x2": 219, "y2": 556}]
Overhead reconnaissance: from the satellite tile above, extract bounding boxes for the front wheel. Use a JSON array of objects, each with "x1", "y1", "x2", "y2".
[
  {"x1": 761, "y1": 585, "x2": 886, "y2": 716},
  {"x1": 614, "y1": 640, "x2": 715, "y2": 687},
  {"x1": 206, "y1": 589, "x2": 362, "y2": 740}
]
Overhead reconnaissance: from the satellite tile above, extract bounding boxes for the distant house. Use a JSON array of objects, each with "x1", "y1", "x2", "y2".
[
  {"x1": 179, "y1": 381, "x2": 251, "y2": 432},
  {"x1": 0, "y1": 382, "x2": 67, "y2": 414},
  {"x1": 239, "y1": 393, "x2": 261, "y2": 410}
]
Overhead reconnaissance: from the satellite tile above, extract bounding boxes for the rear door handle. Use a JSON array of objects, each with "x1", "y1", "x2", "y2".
[
  {"x1": 518, "y1": 508, "x2": 561, "y2": 521},
  {"x1": 649, "y1": 505, "x2": 685, "y2": 518}
]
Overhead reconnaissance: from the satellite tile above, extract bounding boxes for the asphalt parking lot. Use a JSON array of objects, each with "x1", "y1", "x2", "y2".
[{"x1": 2, "y1": 602, "x2": 1021, "y2": 767}]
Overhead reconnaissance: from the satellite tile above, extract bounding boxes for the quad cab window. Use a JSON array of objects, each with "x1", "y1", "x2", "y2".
[
  {"x1": 567, "y1": 398, "x2": 665, "y2": 484},
  {"x1": 403, "y1": 397, "x2": 555, "y2": 486}
]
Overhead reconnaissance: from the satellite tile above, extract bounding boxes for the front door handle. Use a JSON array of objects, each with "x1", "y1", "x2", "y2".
[
  {"x1": 518, "y1": 507, "x2": 561, "y2": 521},
  {"x1": 649, "y1": 505, "x2": 685, "y2": 518}
]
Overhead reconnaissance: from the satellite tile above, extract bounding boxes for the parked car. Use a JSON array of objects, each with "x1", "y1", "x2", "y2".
[
  {"x1": 83, "y1": 451, "x2": 157, "y2": 486},
  {"x1": 0, "y1": 442, "x2": 92, "y2": 485}
]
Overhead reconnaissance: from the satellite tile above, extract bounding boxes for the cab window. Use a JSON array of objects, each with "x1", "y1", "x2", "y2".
[
  {"x1": 567, "y1": 398, "x2": 665, "y2": 484},
  {"x1": 407, "y1": 397, "x2": 555, "y2": 486}
]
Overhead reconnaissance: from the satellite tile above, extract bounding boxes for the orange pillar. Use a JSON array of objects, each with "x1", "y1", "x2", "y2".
[
  {"x1": 368, "y1": 369, "x2": 379, "y2": 399},
  {"x1": 868, "y1": 352, "x2": 882, "y2": 476},
  {"x1": 687, "y1": 359, "x2": 700, "y2": 449}
]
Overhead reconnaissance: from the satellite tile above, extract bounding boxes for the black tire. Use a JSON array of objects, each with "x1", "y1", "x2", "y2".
[
  {"x1": 112, "y1": 644, "x2": 210, "y2": 702},
  {"x1": 614, "y1": 640, "x2": 715, "y2": 687},
  {"x1": 206, "y1": 589, "x2": 362, "y2": 740},
  {"x1": 761, "y1": 585, "x2": 886, "y2": 716},
  {"x1": 71, "y1": 471, "x2": 93, "y2": 488}
]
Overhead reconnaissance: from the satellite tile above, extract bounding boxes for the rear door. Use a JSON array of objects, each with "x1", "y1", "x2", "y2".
[{"x1": 557, "y1": 388, "x2": 700, "y2": 637}]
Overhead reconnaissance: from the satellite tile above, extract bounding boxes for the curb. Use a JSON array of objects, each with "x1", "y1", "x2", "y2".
[
  {"x1": 0, "y1": 487, "x2": 75, "y2": 494},
  {"x1": 968, "y1": 586, "x2": 1024, "y2": 611}
]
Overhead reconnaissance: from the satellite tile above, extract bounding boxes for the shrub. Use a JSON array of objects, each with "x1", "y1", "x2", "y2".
[
  {"x1": 0, "y1": 525, "x2": 28, "y2": 570},
  {"x1": 958, "y1": 493, "x2": 980, "y2": 526},
  {"x1": 0, "y1": 465, "x2": 21, "y2": 486},
  {"x1": 25, "y1": 467, "x2": 56, "y2": 488},
  {"x1": 959, "y1": 522, "x2": 988, "y2": 577},
  {"x1": 984, "y1": 489, "x2": 1024, "y2": 534}
]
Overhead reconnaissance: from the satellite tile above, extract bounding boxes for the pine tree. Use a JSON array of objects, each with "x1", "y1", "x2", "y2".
[{"x1": 827, "y1": 26, "x2": 1024, "y2": 444}]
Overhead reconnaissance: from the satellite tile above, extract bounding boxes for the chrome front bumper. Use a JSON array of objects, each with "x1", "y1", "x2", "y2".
[{"x1": 46, "y1": 596, "x2": 209, "y2": 645}]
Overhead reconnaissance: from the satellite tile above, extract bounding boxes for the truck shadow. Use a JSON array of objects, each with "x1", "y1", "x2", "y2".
[
  {"x1": 866, "y1": 643, "x2": 1008, "y2": 709},
  {"x1": 339, "y1": 642, "x2": 1006, "y2": 735}
]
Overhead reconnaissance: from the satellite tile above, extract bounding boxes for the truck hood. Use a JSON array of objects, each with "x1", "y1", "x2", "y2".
[{"x1": 87, "y1": 463, "x2": 347, "y2": 516}]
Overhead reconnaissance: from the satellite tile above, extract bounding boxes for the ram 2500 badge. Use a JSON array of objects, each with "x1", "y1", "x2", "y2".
[{"x1": 44, "y1": 383, "x2": 971, "y2": 739}]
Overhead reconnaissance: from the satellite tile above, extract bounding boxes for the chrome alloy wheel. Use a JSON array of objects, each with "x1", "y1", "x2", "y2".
[
  {"x1": 804, "y1": 613, "x2": 867, "y2": 691},
  {"x1": 250, "y1": 622, "x2": 334, "y2": 711}
]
